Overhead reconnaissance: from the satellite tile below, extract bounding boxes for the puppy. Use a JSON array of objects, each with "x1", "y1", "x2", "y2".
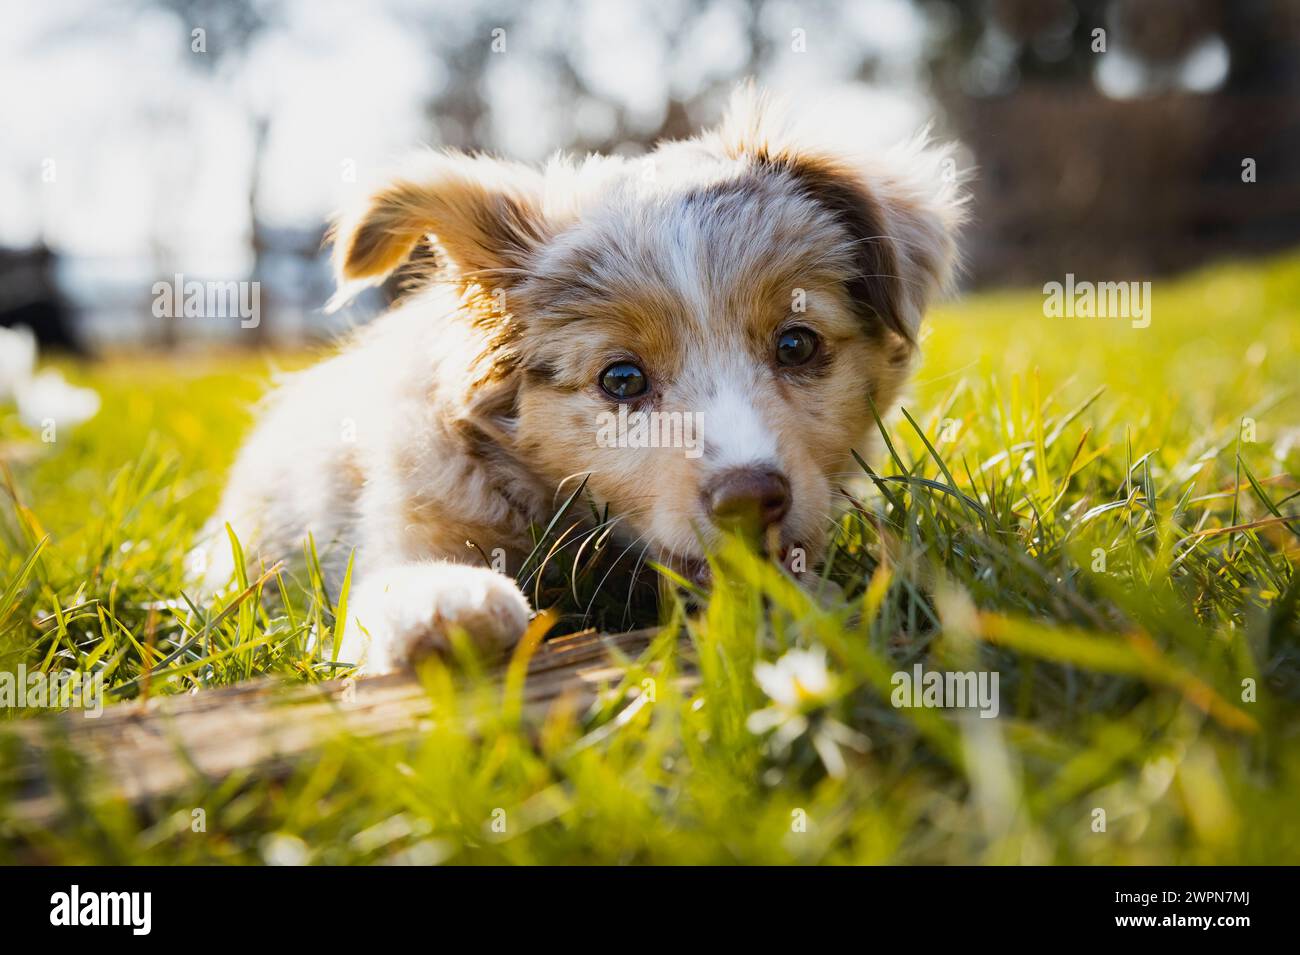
[{"x1": 196, "y1": 88, "x2": 964, "y2": 672}]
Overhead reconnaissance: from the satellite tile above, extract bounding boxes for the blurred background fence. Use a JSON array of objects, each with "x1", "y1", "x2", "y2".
[{"x1": 3, "y1": 0, "x2": 1298, "y2": 353}]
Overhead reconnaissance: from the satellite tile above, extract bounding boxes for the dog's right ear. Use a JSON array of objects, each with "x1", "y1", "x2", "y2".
[
  {"x1": 710, "y1": 85, "x2": 966, "y2": 345},
  {"x1": 328, "y1": 152, "x2": 549, "y2": 309}
]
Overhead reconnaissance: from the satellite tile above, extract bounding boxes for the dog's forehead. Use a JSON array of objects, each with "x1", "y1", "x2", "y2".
[{"x1": 527, "y1": 166, "x2": 854, "y2": 316}]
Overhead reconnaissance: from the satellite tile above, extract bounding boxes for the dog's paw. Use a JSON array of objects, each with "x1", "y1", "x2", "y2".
[{"x1": 339, "y1": 562, "x2": 531, "y2": 673}]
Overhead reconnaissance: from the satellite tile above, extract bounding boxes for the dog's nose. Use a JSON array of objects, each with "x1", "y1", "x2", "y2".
[{"x1": 704, "y1": 468, "x2": 790, "y2": 533}]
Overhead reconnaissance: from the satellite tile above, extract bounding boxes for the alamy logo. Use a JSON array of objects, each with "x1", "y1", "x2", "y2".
[
  {"x1": 0, "y1": 665, "x2": 102, "y2": 718},
  {"x1": 152, "y1": 274, "x2": 261, "y2": 328},
  {"x1": 1042, "y1": 273, "x2": 1151, "y2": 328},
  {"x1": 50, "y1": 885, "x2": 151, "y2": 935},
  {"x1": 595, "y1": 405, "x2": 704, "y2": 458},
  {"x1": 890, "y1": 664, "x2": 1000, "y2": 719}
]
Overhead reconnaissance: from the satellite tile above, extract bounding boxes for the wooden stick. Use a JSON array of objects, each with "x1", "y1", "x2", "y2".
[{"x1": 5, "y1": 628, "x2": 687, "y2": 824}]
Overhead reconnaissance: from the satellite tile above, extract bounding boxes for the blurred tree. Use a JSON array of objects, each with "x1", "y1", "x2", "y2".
[
  {"x1": 143, "y1": 0, "x2": 283, "y2": 346},
  {"x1": 919, "y1": 0, "x2": 1300, "y2": 282}
]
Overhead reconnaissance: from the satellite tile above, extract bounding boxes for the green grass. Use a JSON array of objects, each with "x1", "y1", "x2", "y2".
[{"x1": 1, "y1": 251, "x2": 1298, "y2": 864}]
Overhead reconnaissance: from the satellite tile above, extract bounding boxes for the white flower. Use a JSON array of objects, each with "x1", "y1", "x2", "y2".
[
  {"x1": 0, "y1": 325, "x2": 100, "y2": 430},
  {"x1": 0, "y1": 325, "x2": 37, "y2": 403},
  {"x1": 749, "y1": 647, "x2": 837, "y2": 743},
  {"x1": 753, "y1": 647, "x2": 835, "y2": 712},
  {"x1": 16, "y1": 369, "x2": 100, "y2": 430},
  {"x1": 750, "y1": 647, "x2": 866, "y2": 778}
]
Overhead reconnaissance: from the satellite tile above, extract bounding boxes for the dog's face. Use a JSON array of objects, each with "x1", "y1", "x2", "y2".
[{"x1": 332, "y1": 90, "x2": 963, "y2": 579}]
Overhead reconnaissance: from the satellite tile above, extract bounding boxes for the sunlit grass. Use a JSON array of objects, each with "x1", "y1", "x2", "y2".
[{"x1": 1, "y1": 252, "x2": 1297, "y2": 864}]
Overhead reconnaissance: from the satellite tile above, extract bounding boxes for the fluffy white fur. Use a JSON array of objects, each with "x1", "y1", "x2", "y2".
[{"x1": 196, "y1": 88, "x2": 965, "y2": 673}]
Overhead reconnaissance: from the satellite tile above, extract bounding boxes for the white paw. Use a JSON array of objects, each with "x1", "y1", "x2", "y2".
[{"x1": 338, "y1": 562, "x2": 531, "y2": 673}]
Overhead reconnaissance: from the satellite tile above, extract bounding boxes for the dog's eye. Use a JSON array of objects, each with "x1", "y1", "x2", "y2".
[
  {"x1": 599, "y1": 362, "x2": 648, "y2": 400},
  {"x1": 776, "y1": 327, "x2": 819, "y2": 367}
]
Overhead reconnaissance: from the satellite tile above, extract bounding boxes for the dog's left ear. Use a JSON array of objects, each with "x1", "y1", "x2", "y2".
[
  {"x1": 710, "y1": 87, "x2": 966, "y2": 344},
  {"x1": 328, "y1": 152, "x2": 549, "y2": 308}
]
